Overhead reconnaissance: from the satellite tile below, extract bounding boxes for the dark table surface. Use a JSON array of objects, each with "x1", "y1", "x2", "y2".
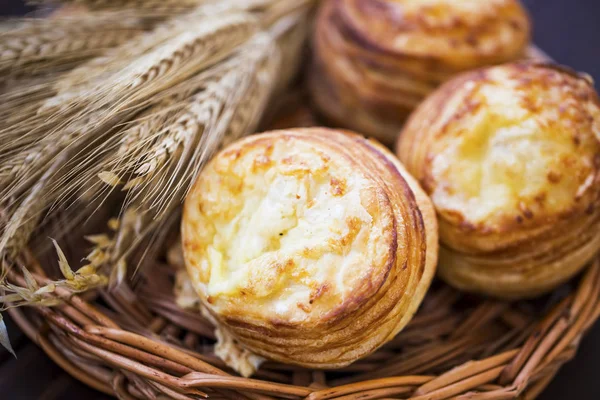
[{"x1": 1, "y1": 0, "x2": 600, "y2": 399}]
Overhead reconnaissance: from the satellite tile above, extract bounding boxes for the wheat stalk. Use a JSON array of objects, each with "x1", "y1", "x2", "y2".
[
  {"x1": 88, "y1": 15, "x2": 306, "y2": 287},
  {"x1": 39, "y1": 0, "x2": 276, "y2": 14},
  {"x1": 138, "y1": 34, "x2": 279, "y2": 206},
  {"x1": 73, "y1": 33, "x2": 282, "y2": 282},
  {"x1": 45, "y1": 13, "x2": 260, "y2": 212},
  {"x1": 0, "y1": 11, "x2": 149, "y2": 80},
  {"x1": 38, "y1": 0, "x2": 206, "y2": 11},
  {"x1": 0, "y1": 10, "x2": 160, "y2": 164},
  {"x1": 1, "y1": 10, "x2": 247, "y2": 258},
  {"x1": 0, "y1": 11, "x2": 257, "y2": 198},
  {"x1": 0, "y1": 0, "x2": 315, "y2": 325},
  {"x1": 0, "y1": 78, "x2": 62, "y2": 162},
  {"x1": 45, "y1": 11, "x2": 257, "y2": 112},
  {"x1": 0, "y1": 153, "x2": 69, "y2": 269},
  {"x1": 0, "y1": 76, "x2": 57, "y2": 124},
  {"x1": 121, "y1": 39, "x2": 274, "y2": 188}
]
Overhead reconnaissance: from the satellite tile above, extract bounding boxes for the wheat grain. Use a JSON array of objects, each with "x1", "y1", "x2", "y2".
[
  {"x1": 38, "y1": 0, "x2": 206, "y2": 11},
  {"x1": 0, "y1": 0, "x2": 317, "y2": 309},
  {"x1": 0, "y1": 105, "x2": 105, "y2": 199},
  {"x1": 47, "y1": 12, "x2": 258, "y2": 188},
  {"x1": 0, "y1": 12, "x2": 155, "y2": 163},
  {"x1": 54, "y1": 23, "x2": 258, "y2": 209},
  {"x1": 131, "y1": 34, "x2": 277, "y2": 204},
  {"x1": 129, "y1": 37, "x2": 280, "y2": 255},
  {"x1": 0, "y1": 12, "x2": 148, "y2": 79},
  {"x1": 60, "y1": 77, "x2": 212, "y2": 208},
  {"x1": 46, "y1": 12, "x2": 257, "y2": 111},
  {"x1": 0, "y1": 153, "x2": 68, "y2": 281},
  {"x1": 96, "y1": 7, "x2": 300, "y2": 243},
  {"x1": 1, "y1": 11, "x2": 256, "y2": 204},
  {"x1": 39, "y1": 0, "x2": 275, "y2": 14},
  {"x1": 64, "y1": 32, "x2": 280, "y2": 278},
  {"x1": 0, "y1": 77, "x2": 57, "y2": 126}
]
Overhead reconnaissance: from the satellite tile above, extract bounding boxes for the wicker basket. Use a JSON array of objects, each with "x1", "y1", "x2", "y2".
[
  {"x1": 4, "y1": 16, "x2": 597, "y2": 396},
  {"x1": 8, "y1": 232, "x2": 600, "y2": 400}
]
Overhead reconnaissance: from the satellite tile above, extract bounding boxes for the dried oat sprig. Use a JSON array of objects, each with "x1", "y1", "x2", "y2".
[{"x1": 0, "y1": 210, "x2": 120, "y2": 320}]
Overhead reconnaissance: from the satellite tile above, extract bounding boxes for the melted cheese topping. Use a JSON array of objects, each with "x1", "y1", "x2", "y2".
[
  {"x1": 182, "y1": 134, "x2": 393, "y2": 325},
  {"x1": 426, "y1": 64, "x2": 600, "y2": 232}
]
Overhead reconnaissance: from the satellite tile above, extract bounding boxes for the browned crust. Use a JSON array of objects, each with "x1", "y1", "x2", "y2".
[
  {"x1": 397, "y1": 61, "x2": 600, "y2": 299},
  {"x1": 309, "y1": 0, "x2": 531, "y2": 143},
  {"x1": 337, "y1": 0, "x2": 530, "y2": 61},
  {"x1": 182, "y1": 128, "x2": 438, "y2": 367}
]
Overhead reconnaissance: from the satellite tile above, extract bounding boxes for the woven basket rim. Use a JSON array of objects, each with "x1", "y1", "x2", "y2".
[
  {"x1": 8, "y1": 245, "x2": 600, "y2": 400},
  {"x1": 3, "y1": 2, "x2": 596, "y2": 397}
]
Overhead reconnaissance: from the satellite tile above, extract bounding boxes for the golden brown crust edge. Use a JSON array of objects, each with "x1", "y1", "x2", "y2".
[
  {"x1": 309, "y1": 0, "x2": 531, "y2": 144},
  {"x1": 182, "y1": 128, "x2": 437, "y2": 368},
  {"x1": 396, "y1": 61, "x2": 600, "y2": 299}
]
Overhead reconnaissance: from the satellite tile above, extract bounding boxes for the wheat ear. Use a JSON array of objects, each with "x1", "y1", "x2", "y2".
[
  {"x1": 85, "y1": 30, "x2": 284, "y2": 283},
  {"x1": 48, "y1": 13, "x2": 259, "y2": 208},
  {"x1": 63, "y1": 32, "x2": 278, "y2": 223},
  {"x1": 37, "y1": 0, "x2": 207, "y2": 11},
  {"x1": 1, "y1": 11, "x2": 257, "y2": 197},
  {"x1": 0, "y1": 0, "x2": 317, "y2": 311},
  {"x1": 0, "y1": 154, "x2": 68, "y2": 270},
  {"x1": 0, "y1": 11, "x2": 149, "y2": 80},
  {"x1": 0, "y1": 9, "x2": 259, "y2": 278}
]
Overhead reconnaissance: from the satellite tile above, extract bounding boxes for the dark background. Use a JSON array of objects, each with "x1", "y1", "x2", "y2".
[{"x1": 1, "y1": 0, "x2": 600, "y2": 398}]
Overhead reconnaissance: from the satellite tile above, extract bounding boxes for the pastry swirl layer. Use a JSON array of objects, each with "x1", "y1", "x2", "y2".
[
  {"x1": 182, "y1": 128, "x2": 437, "y2": 368},
  {"x1": 397, "y1": 62, "x2": 600, "y2": 299},
  {"x1": 309, "y1": 0, "x2": 531, "y2": 144}
]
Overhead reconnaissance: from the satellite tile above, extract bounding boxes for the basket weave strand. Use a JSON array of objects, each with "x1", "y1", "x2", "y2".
[{"x1": 8, "y1": 245, "x2": 600, "y2": 399}]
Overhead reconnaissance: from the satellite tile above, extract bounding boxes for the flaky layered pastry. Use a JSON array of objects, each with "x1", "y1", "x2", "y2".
[
  {"x1": 182, "y1": 128, "x2": 438, "y2": 369},
  {"x1": 309, "y1": 0, "x2": 531, "y2": 144},
  {"x1": 397, "y1": 62, "x2": 600, "y2": 299}
]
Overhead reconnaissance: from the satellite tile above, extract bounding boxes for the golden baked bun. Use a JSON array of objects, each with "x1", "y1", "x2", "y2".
[
  {"x1": 309, "y1": 0, "x2": 531, "y2": 145},
  {"x1": 397, "y1": 62, "x2": 600, "y2": 299},
  {"x1": 182, "y1": 128, "x2": 438, "y2": 369}
]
